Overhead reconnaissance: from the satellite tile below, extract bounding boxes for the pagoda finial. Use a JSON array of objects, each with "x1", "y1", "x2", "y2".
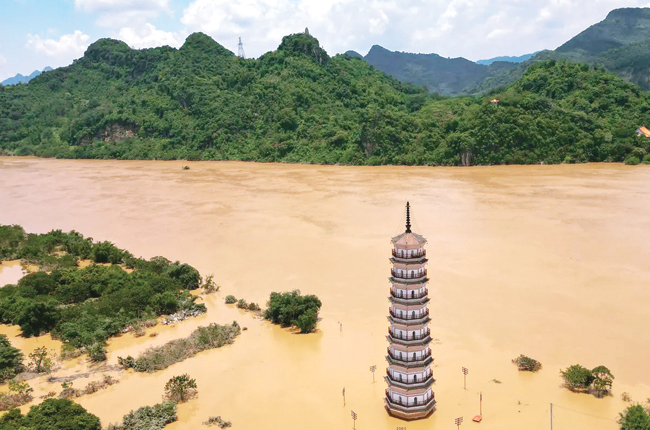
[{"x1": 406, "y1": 201, "x2": 411, "y2": 233}]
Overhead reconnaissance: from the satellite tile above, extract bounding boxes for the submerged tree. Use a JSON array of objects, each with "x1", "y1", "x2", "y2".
[
  {"x1": 592, "y1": 365, "x2": 615, "y2": 397},
  {"x1": 164, "y1": 374, "x2": 197, "y2": 403},
  {"x1": 560, "y1": 364, "x2": 594, "y2": 391}
]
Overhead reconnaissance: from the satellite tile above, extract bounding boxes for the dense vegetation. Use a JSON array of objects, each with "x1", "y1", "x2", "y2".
[
  {"x1": 560, "y1": 364, "x2": 614, "y2": 396},
  {"x1": 0, "y1": 225, "x2": 205, "y2": 359},
  {"x1": 0, "y1": 399, "x2": 100, "y2": 430},
  {"x1": 118, "y1": 322, "x2": 240, "y2": 372},
  {"x1": 619, "y1": 404, "x2": 650, "y2": 430},
  {"x1": 265, "y1": 290, "x2": 321, "y2": 333},
  {"x1": 0, "y1": 31, "x2": 648, "y2": 165},
  {"x1": 0, "y1": 335, "x2": 23, "y2": 381}
]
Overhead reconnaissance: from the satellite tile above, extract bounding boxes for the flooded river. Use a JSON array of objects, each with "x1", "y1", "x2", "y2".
[{"x1": 1, "y1": 157, "x2": 649, "y2": 429}]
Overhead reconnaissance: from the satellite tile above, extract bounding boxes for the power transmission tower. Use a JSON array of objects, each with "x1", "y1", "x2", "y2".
[{"x1": 237, "y1": 37, "x2": 245, "y2": 59}]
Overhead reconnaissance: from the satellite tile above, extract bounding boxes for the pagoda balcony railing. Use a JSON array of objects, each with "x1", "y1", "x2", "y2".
[
  {"x1": 391, "y1": 269, "x2": 427, "y2": 280},
  {"x1": 391, "y1": 288, "x2": 428, "y2": 300},
  {"x1": 386, "y1": 349, "x2": 433, "y2": 368},
  {"x1": 388, "y1": 309, "x2": 430, "y2": 326},
  {"x1": 387, "y1": 347, "x2": 432, "y2": 361},
  {"x1": 392, "y1": 249, "x2": 427, "y2": 260},
  {"x1": 389, "y1": 308, "x2": 429, "y2": 320},
  {"x1": 385, "y1": 390, "x2": 436, "y2": 410},
  {"x1": 387, "y1": 329, "x2": 431, "y2": 346},
  {"x1": 385, "y1": 371, "x2": 435, "y2": 390}
]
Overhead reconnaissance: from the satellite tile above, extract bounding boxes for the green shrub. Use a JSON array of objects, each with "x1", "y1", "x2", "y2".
[
  {"x1": 265, "y1": 290, "x2": 321, "y2": 333},
  {"x1": 512, "y1": 354, "x2": 542, "y2": 372},
  {"x1": 618, "y1": 404, "x2": 650, "y2": 430},
  {"x1": 625, "y1": 155, "x2": 641, "y2": 165},
  {"x1": 164, "y1": 374, "x2": 197, "y2": 403},
  {"x1": 225, "y1": 295, "x2": 236, "y2": 304},
  {"x1": 560, "y1": 364, "x2": 595, "y2": 391},
  {"x1": 107, "y1": 402, "x2": 177, "y2": 430},
  {"x1": 236, "y1": 299, "x2": 247, "y2": 309}
]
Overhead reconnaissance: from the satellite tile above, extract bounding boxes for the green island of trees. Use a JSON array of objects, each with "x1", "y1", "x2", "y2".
[
  {"x1": 560, "y1": 364, "x2": 614, "y2": 397},
  {"x1": 619, "y1": 404, "x2": 650, "y2": 430},
  {"x1": 0, "y1": 32, "x2": 649, "y2": 165},
  {"x1": 265, "y1": 290, "x2": 322, "y2": 333},
  {"x1": 0, "y1": 224, "x2": 206, "y2": 360},
  {"x1": 0, "y1": 398, "x2": 100, "y2": 430}
]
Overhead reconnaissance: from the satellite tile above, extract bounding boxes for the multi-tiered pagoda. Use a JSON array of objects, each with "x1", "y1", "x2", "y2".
[{"x1": 384, "y1": 202, "x2": 435, "y2": 420}]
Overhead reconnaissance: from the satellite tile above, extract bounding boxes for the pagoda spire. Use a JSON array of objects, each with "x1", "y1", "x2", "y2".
[{"x1": 406, "y1": 202, "x2": 411, "y2": 233}]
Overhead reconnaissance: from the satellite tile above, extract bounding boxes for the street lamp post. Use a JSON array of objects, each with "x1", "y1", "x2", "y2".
[
  {"x1": 370, "y1": 365, "x2": 377, "y2": 383},
  {"x1": 351, "y1": 410, "x2": 358, "y2": 430},
  {"x1": 462, "y1": 367, "x2": 468, "y2": 390},
  {"x1": 455, "y1": 416, "x2": 463, "y2": 430}
]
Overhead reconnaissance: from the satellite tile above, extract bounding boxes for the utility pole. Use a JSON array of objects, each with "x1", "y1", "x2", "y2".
[
  {"x1": 237, "y1": 37, "x2": 245, "y2": 59},
  {"x1": 342, "y1": 387, "x2": 346, "y2": 406},
  {"x1": 370, "y1": 365, "x2": 377, "y2": 383},
  {"x1": 550, "y1": 403, "x2": 553, "y2": 430}
]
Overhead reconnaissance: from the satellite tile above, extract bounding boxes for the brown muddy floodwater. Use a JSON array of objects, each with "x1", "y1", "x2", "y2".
[{"x1": 1, "y1": 157, "x2": 649, "y2": 430}]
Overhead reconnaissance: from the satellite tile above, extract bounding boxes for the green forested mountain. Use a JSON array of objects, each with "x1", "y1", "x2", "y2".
[
  {"x1": 359, "y1": 45, "x2": 520, "y2": 95},
  {"x1": 0, "y1": 32, "x2": 649, "y2": 165},
  {"x1": 355, "y1": 8, "x2": 650, "y2": 94},
  {"x1": 534, "y1": 8, "x2": 650, "y2": 91}
]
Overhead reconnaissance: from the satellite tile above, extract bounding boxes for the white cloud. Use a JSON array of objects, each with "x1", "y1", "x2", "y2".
[
  {"x1": 174, "y1": 0, "x2": 650, "y2": 61},
  {"x1": 0, "y1": 54, "x2": 6, "y2": 66},
  {"x1": 75, "y1": 0, "x2": 171, "y2": 27},
  {"x1": 26, "y1": 31, "x2": 90, "y2": 57},
  {"x1": 118, "y1": 23, "x2": 184, "y2": 49}
]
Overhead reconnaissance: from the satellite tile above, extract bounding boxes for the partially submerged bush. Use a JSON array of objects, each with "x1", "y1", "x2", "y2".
[
  {"x1": 203, "y1": 416, "x2": 232, "y2": 428},
  {"x1": 118, "y1": 322, "x2": 241, "y2": 373},
  {"x1": 107, "y1": 401, "x2": 177, "y2": 430},
  {"x1": 560, "y1": 364, "x2": 615, "y2": 396},
  {"x1": 512, "y1": 355, "x2": 542, "y2": 372},
  {"x1": 265, "y1": 290, "x2": 321, "y2": 333},
  {"x1": 560, "y1": 364, "x2": 595, "y2": 391},
  {"x1": 0, "y1": 380, "x2": 33, "y2": 411},
  {"x1": 618, "y1": 404, "x2": 650, "y2": 430},
  {"x1": 164, "y1": 374, "x2": 197, "y2": 403},
  {"x1": 225, "y1": 295, "x2": 237, "y2": 304}
]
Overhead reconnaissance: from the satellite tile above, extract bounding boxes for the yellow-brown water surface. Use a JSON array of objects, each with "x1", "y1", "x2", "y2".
[{"x1": 1, "y1": 157, "x2": 649, "y2": 429}]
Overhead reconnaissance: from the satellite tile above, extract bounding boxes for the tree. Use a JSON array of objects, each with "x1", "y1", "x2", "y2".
[
  {"x1": 0, "y1": 334, "x2": 23, "y2": 380},
  {"x1": 164, "y1": 374, "x2": 197, "y2": 403},
  {"x1": 512, "y1": 354, "x2": 542, "y2": 372},
  {"x1": 619, "y1": 405, "x2": 650, "y2": 430},
  {"x1": 560, "y1": 364, "x2": 595, "y2": 391},
  {"x1": 264, "y1": 290, "x2": 322, "y2": 332},
  {"x1": 28, "y1": 346, "x2": 53, "y2": 373},
  {"x1": 15, "y1": 300, "x2": 58, "y2": 337},
  {"x1": 0, "y1": 398, "x2": 101, "y2": 430},
  {"x1": 592, "y1": 365, "x2": 614, "y2": 396},
  {"x1": 295, "y1": 308, "x2": 318, "y2": 333}
]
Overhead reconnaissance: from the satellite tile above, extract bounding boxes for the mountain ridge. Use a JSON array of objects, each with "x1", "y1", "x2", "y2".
[{"x1": 0, "y1": 31, "x2": 648, "y2": 166}]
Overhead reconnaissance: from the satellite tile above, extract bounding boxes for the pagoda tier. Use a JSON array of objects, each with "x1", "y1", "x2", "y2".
[{"x1": 384, "y1": 202, "x2": 435, "y2": 421}]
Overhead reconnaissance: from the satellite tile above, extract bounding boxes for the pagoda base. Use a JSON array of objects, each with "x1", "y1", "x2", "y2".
[{"x1": 384, "y1": 397, "x2": 436, "y2": 421}]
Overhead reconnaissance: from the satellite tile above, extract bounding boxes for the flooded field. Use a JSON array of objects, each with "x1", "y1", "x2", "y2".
[{"x1": 1, "y1": 157, "x2": 649, "y2": 429}]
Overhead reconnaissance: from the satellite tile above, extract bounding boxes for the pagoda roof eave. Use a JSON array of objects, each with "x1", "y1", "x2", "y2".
[{"x1": 391, "y1": 232, "x2": 427, "y2": 245}]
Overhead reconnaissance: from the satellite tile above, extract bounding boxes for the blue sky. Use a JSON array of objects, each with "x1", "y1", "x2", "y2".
[{"x1": 1, "y1": 0, "x2": 649, "y2": 81}]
